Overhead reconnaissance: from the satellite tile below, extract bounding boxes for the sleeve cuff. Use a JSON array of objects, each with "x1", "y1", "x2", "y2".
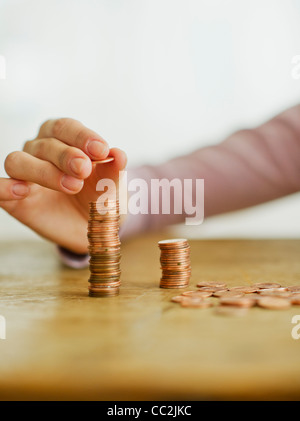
[{"x1": 57, "y1": 246, "x2": 89, "y2": 269}]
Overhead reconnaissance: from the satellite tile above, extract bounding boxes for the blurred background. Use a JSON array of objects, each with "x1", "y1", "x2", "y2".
[{"x1": 0, "y1": 0, "x2": 299, "y2": 241}]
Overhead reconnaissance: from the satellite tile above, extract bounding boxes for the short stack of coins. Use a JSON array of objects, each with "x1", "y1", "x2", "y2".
[
  {"x1": 158, "y1": 239, "x2": 191, "y2": 288},
  {"x1": 88, "y1": 200, "x2": 121, "y2": 297}
]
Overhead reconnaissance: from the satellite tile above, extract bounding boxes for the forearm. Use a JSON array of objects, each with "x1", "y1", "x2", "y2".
[{"x1": 121, "y1": 104, "x2": 300, "y2": 236}]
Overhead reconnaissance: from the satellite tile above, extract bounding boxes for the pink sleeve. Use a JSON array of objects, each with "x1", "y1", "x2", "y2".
[
  {"x1": 59, "y1": 104, "x2": 300, "y2": 265},
  {"x1": 121, "y1": 104, "x2": 300, "y2": 237}
]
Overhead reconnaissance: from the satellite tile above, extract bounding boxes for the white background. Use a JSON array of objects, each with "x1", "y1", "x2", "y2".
[{"x1": 0, "y1": 0, "x2": 299, "y2": 241}]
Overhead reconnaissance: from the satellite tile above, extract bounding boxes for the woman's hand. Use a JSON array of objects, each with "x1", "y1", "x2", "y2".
[{"x1": 0, "y1": 118, "x2": 127, "y2": 254}]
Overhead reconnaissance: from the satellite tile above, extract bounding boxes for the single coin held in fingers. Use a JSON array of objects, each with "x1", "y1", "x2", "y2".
[{"x1": 92, "y1": 157, "x2": 115, "y2": 165}]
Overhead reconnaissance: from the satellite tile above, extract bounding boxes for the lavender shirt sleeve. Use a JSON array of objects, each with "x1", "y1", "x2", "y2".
[{"x1": 59, "y1": 104, "x2": 300, "y2": 268}]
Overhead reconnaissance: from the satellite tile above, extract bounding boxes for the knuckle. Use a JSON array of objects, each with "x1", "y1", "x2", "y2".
[
  {"x1": 23, "y1": 140, "x2": 33, "y2": 152},
  {"x1": 75, "y1": 127, "x2": 89, "y2": 146},
  {"x1": 33, "y1": 139, "x2": 47, "y2": 157},
  {"x1": 38, "y1": 119, "x2": 52, "y2": 136},
  {"x1": 58, "y1": 148, "x2": 72, "y2": 169},
  {"x1": 4, "y1": 151, "x2": 20, "y2": 173},
  {"x1": 52, "y1": 118, "x2": 73, "y2": 138},
  {"x1": 38, "y1": 165, "x2": 52, "y2": 187}
]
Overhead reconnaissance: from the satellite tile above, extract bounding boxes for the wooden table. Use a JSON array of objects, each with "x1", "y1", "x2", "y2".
[{"x1": 0, "y1": 236, "x2": 300, "y2": 400}]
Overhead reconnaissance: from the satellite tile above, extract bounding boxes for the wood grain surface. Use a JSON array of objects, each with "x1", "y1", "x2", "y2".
[{"x1": 0, "y1": 235, "x2": 299, "y2": 400}]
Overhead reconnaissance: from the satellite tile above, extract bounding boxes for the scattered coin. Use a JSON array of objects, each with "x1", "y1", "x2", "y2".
[
  {"x1": 229, "y1": 286, "x2": 258, "y2": 294},
  {"x1": 257, "y1": 297, "x2": 291, "y2": 310},
  {"x1": 253, "y1": 282, "x2": 281, "y2": 289},
  {"x1": 182, "y1": 290, "x2": 212, "y2": 298},
  {"x1": 287, "y1": 286, "x2": 300, "y2": 293},
  {"x1": 171, "y1": 295, "x2": 185, "y2": 303},
  {"x1": 214, "y1": 290, "x2": 245, "y2": 298},
  {"x1": 290, "y1": 294, "x2": 300, "y2": 305},
  {"x1": 212, "y1": 289, "x2": 230, "y2": 297},
  {"x1": 257, "y1": 287, "x2": 288, "y2": 294},
  {"x1": 259, "y1": 291, "x2": 292, "y2": 298},
  {"x1": 158, "y1": 239, "x2": 191, "y2": 289},
  {"x1": 196, "y1": 281, "x2": 227, "y2": 289},
  {"x1": 170, "y1": 282, "x2": 300, "y2": 313},
  {"x1": 219, "y1": 296, "x2": 255, "y2": 308},
  {"x1": 196, "y1": 287, "x2": 224, "y2": 293}
]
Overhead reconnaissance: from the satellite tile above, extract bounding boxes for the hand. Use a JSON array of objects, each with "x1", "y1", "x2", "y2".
[{"x1": 0, "y1": 118, "x2": 127, "y2": 254}]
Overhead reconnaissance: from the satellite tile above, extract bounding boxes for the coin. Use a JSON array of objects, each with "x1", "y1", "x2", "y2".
[
  {"x1": 196, "y1": 286, "x2": 226, "y2": 293},
  {"x1": 212, "y1": 289, "x2": 229, "y2": 297},
  {"x1": 229, "y1": 286, "x2": 258, "y2": 294},
  {"x1": 219, "y1": 296, "x2": 255, "y2": 308},
  {"x1": 290, "y1": 294, "x2": 300, "y2": 305},
  {"x1": 259, "y1": 291, "x2": 292, "y2": 298},
  {"x1": 257, "y1": 287, "x2": 288, "y2": 294},
  {"x1": 196, "y1": 281, "x2": 227, "y2": 289},
  {"x1": 92, "y1": 157, "x2": 115, "y2": 165},
  {"x1": 181, "y1": 290, "x2": 212, "y2": 298},
  {"x1": 257, "y1": 297, "x2": 291, "y2": 310},
  {"x1": 171, "y1": 295, "x2": 185, "y2": 303},
  {"x1": 214, "y1": 290, "x2": 245, "y2": 298},
  {"x1": 253, "y1": 282, "x2": 281, "y2": 289},
  {"x1": 287, "y1": 286, "x2": 300, "y2": 293}
]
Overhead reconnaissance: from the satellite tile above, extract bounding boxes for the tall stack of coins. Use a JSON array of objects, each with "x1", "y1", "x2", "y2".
[
  {"x1": 158, "y1": 239, "x2": 191, "y2": 288},
  {"x1": 88, "y1": 199, "x2": 121, "y2": 297}
]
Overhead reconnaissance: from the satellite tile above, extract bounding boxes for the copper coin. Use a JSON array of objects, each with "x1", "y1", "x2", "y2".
[
  {"x1": 257, "y1": 297, "x2": 291, "y2": 310},
  {"x1": 212, "y1": 289, "x2": 230, "y2": 297},
  {"x1": 229, "y1": 286, "x2": 258, "y2": 293},
  {"x1": 259, "y1": 291, "x2": 292, "y2": 298},
  {"x1": 219, "y1": 296, "x2": 255, "y2": 308},
  {"x1": 287, "y1": 286, "x2": 300, "y2": 292},
  {"x1": 196, "y1": 286, "x2": 225, "y2": 293},
  {"x1": 214, "y1": 290, "x2": 245, "y2": 298},
  {"x1": 253, "y1": 282, "x2": 281, "y2": 289},
  {"x1": 91, "y1": 157, "x2": 115, "y2": 164},
  {"x1": 290, "y1": 294, "x2": 300, "y2": 305},
  {"x1": 181, "y1": 290, "x2": 212, "y2": 298},
  {"x1": 171, "y1": 295, "x2": 185, "y2": 303},
  {"x1": 196, "y1": 281, "x2": 227, "y2": 289}
]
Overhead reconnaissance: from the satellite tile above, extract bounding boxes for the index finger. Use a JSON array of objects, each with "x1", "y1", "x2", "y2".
[{"x1": 37, "y1": 118, "x2": 109, "y2": 160}]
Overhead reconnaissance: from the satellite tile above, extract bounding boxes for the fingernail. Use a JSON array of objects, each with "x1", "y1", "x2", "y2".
[
  {"x1": 86, "y1": 139, "x2": 109, "y2": 158},
  {"x1": 61, "y1": 175, "x2": 84, "y2": 192},
  {"x1": 70, "y1": 157, "x2": 86, "y2": 176},
  {"x1": 12, "y1": 183, "x2": 30, "y2": 197}
]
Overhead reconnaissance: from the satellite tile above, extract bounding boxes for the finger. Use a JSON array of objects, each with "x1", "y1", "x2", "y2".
[
  {"x1": 0, "y1": 178, "x2": 30, "y2": 201},
  {"x1": 37, "y1": 118, "x2": 109, "y2": 160},
  {"x1": 24, "y1": 137, "x2": 92, "y2": 179},
  {"x1": 92, "y1": 148, "x2": 127, "y2": 182},
  {"x1": 5, "y1": 151, "x2": 84, "y2": 194}
]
